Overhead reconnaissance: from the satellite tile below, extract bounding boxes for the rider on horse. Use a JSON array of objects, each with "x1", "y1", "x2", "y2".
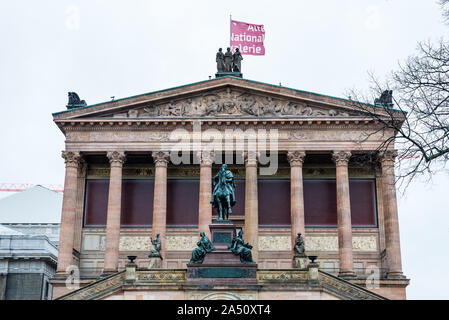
[{"x1": 210, "y1": 164, "x2": 236, "y2": 220}]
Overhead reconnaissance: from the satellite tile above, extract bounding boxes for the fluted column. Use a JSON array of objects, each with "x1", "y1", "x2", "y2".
[
  {"x1": 56, "y1": 151, "x2": 81, "y2": 274},
  {"x1": 379, "y1": 150, "x2": 404, "y2": 279},
  {"x1": 103, "y1": 151, "x2": 126, "y2": 273},
  {"x1": 244, "y1": 151, "x2": 259, "y2": 262},
  {"x1": 332, "y1": 151, "x2": 356, "y2": 278},
  {"x1": 287, "y1": 151, "x2": 306, "y2": 256},
  {"x1": 73, "y1": 159, "x2": 87, "y2": 255},
  {"x1": 198, "y1": 150, "x2": 215, "y2": 238},
  {"x1": 152, "y1": 151, "x2": 170, "y2": 262}
]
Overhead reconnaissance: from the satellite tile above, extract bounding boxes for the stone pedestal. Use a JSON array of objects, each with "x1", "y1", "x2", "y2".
[
  {"x1": 187, "y1": 222, "x2": 257, "y2": 286},
  {"x1": 148, "y1": 256, "x2": 163, "y2": 269},
  {"x1": 293, "y1": 255, "x2": 308, "y2": 269}
]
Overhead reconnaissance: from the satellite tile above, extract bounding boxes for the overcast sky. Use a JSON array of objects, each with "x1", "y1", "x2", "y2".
[{"x1": 0, "y1": 0, "x2": 448, "y2": 299}]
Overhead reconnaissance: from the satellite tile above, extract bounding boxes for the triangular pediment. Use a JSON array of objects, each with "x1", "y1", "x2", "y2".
[{"x1": 53, "y1": 77, "x2": 396, "y2": 121}]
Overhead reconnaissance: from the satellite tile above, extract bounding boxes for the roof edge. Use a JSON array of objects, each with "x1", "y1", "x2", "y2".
[{"x1": 53, "y1": 76, "x2": 405, "y2": 116}]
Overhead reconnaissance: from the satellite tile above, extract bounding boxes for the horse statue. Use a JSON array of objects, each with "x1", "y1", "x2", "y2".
[{"x1": 210, "y1": 164, "x2": 236, "y2": 220}]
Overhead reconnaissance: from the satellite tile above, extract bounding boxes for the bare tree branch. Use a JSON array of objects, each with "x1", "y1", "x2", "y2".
[{"x1": 347, "y1": 38, "x2": 449, "y2": 190}]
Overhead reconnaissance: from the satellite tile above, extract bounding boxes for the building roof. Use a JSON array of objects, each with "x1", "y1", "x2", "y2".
[
  {"x1": 0, "y1": 185, "x2": 63, "y2": 224},
  {"x1": 53, "y1": 76, "x2": 406, "y2": 122},
  {"x1": 54, "y1": 76, "x2": 403, "y2": 116}
]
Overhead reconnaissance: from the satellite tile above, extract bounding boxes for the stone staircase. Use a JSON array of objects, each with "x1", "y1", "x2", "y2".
[
  {"x1": 56, "y1": 271, "x2": 125, "y2": 300},
  {"x1": 56, "y1": 267, "x2": 387, "y2": 300}
]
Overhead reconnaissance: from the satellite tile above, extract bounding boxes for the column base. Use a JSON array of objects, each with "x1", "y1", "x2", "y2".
[{"x1": 338, "y1": 270, "x2": 357, "y2": 279}]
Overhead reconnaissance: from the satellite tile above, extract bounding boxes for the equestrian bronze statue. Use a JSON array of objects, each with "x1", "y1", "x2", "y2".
[{"x1": 210, "y1": 164, "x2": 236, "y2": 221}]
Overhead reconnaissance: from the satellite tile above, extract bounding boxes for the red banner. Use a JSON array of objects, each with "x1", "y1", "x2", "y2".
[{"x1": 230, "y1": 19, "x2": 265, "y2": 56}]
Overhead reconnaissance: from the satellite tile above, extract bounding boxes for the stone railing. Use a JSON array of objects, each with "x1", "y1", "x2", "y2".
[
  {"x1": 318, "y1": 270, "x2": 387, "y2": 300},
  {"x1": 131, "y1": 268, "x2": 187, "y2": 285},
  {"x1": 257, "y1": 269, "x2": 310, "y2": 284},
  {"x1": 57, "y1": 271, "x2": 125, "y2": 300}
]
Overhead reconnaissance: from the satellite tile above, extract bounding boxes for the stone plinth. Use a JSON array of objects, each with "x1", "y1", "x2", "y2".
[
  {"x1": 215, "y1": 72, "x2": 242, "y2": 78},
  {"x1": 187, "y1": 222, "x2": 257, "y2": 285},
  {"x1": 209, "y1": 220, "x2": 236, "y2": 250}
]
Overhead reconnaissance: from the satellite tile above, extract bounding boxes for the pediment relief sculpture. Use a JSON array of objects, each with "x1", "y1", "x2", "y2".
[{"x1": 108, "y1": 89, "x2": 354, "y2": 119}]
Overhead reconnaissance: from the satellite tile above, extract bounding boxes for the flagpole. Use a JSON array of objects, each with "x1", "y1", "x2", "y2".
[{"x1": 229, "y1": 14, "x2": 232, "y2": 49}]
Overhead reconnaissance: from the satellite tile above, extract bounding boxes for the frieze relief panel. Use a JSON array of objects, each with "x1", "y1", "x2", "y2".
[
  {"x1": 166, "y1": 235, "x2": 198, "y2": 251},
  {"x1": 259, "y1": 235, "x2": 377, "y2": 252},
  {"x1": 117, "y1": 235, "x2": 198, "y2": 251},
  {"x1": 104, "y1": 89, "x2": 355, "y2": 119},
  {"x1": 352, "y1": 236, "x2": 377, "y2": 251},
  {"x1": 119, "y1": 236, "x2": 151, "y2": 251},
  {"x1": 259, "y1": 236, "x2": 292, "y2": 251},
  {"x1": 84, "y1": 234, "x2": 376, "y2": 252}
]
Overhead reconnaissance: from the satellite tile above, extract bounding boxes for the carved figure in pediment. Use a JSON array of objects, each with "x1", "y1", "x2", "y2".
[
  {"x1": 166, "y1": 100, "x2": 184, "y2": 116},
  {"x1": 278, "y1": 101, "x2": 298, "y2": 115},
  {"x1": 260, "y1": 97, "x2": 279, "y2": 116},
  {"x1": 188, "y1": 98, "x2": 204, "y2": 116},
  {"x1": 297, "y1": 104, "x2": 314, "y2": 116},
  {"x1": 311, "y1": 109, "x2": 330, "y2": 116},
  {"x1": 221, "y1": 88, "x2": 237, "y2": 114},
  {"x1": 142, "y1": 105, "x2": 161, "y2": 117},
  {"x1": 203, "y1": 94, "x2": 222, "y2": 116},
  {"x1": 182, "y1": 98, "x2": 196, "y2": 116},
  {"x1": 238, "y1": 93, "x2": 258, "y2": 116}
]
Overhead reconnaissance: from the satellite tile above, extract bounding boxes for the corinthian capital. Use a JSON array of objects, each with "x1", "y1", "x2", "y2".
[
  {"x1": 243, "y1": 150, "x2": 259, "y2": 166},
  {"x1": 332, "y1": 151, "x2": 352, "y2": 167},
  {"x1": 61, "y1": 151, "x2": 81, "y2": 167},
  {"x1": 378, "y1": 150, "x2": 398, "y2": 164},
  {"x1": 152, "y1": 151, "x2": 170, "y2": 166},
  {"x1": 197, "y1": 150, "x2": 215, "y2": 166},
  {"x1": 107, "y1": 151, "x2": 126, "y2": 166},
  {"x1": 287, "y1": 151, "x2": 306, "y2": 167}
]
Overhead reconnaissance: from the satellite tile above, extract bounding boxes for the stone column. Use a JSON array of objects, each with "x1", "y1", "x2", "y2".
[
  {"x1": 152, "y1": 151, "x2": 170, "y2": 262},
  {"x1": 244, "y1": 151, "x2": 259, "y2": 263},
  {"x1": 73, "y1": 159, "x2": 87, "y2": 256},
  {"x1": 56, "y1": 151, "x2": 81, "y2": 274},
  {"x1": 103, "y1": 151, "x2": 126, "y2": 274},
  {"x1": 332, "y1": 151, "x2": 356, "y2": 278},
  {"x1": 379, "y1": 150, "x2": 404, "y2": 279},
  {"x1": 198, "y1": 150, "x2": 215, "y2": 238},
  {"x1": 287, "y1": 151, "x2": 306, "y2": 255}
]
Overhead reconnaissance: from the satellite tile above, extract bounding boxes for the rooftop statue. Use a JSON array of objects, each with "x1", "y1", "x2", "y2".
[
  {"x1": 67, "y1": 92, "x2": 87, "y2": 109},
  {"x1": 223, "y1": 47, "x2": 233, "y2": 72},
  {"x1": 232, "y1": 48, "x2": 243, "y2": 73},
  {"x1": 228, "y1": 230, "x2": 255, "y2": 264},
  {"x1": 189, "y1": 232, "x2": 216, "y2": 264},
  {"x1": 374, "y1": 90, "x2": 393, "y2": 108},
  {"x1": 216, "y1": 48, "x2": 225, "y2": 73},
  {"x1": 210, "y1": 164, "x2": 236, "y2": 221}
]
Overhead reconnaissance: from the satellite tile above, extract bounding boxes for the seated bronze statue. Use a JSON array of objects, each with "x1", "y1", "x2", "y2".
[
  {"x1": 189, "y1": 232, "x2": 215, "y2": 264},
  {"x1": 228, "y1": 230, "x2": 255, "y2": 264}
]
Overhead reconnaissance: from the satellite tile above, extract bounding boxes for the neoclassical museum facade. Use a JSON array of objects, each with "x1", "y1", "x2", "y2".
[{"x1": 50, "y1": 76, "x2": 409, "y2": 300}]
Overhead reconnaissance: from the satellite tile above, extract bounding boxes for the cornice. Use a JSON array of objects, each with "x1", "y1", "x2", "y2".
[{"x1": 55, "y1": 117, "x2": 390, "y2": 134}]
